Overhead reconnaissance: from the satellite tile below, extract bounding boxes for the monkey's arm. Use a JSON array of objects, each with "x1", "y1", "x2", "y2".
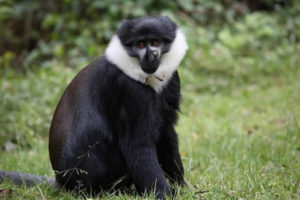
[
  {"x1": 117, "y1": 83, "x2": 171, "y2": 199},
  {"x1": 157, "y1": 126, "x2": 185, "y2": 186},
  {"x1": 120, "y1": 132, "x2": 171, "y2": 199},
  {"x1": 156, "y1": 71, "x2": 184, "y2": 185}
]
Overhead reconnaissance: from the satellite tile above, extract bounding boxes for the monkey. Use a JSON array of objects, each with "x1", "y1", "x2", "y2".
[{"x1": 0, "y1": 16, "x2": 188, "y2": 199}]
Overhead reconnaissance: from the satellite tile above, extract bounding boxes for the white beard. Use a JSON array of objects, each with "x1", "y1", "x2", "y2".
[{"x1": 105, "y1": 29, "x2": 188, "y2": 93}]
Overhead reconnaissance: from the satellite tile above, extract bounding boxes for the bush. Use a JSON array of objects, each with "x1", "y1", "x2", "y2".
[{"x1": 0, "y1": 0, "x2": 299, "y2": 72}]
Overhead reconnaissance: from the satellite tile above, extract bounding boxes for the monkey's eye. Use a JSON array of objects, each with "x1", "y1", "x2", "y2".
[
  {"x1": 151, "y1": 39, "x2": 160, "y2": 47},
  {"x1": 136, "y1": 41, "x2": 146, "y2": 49}
]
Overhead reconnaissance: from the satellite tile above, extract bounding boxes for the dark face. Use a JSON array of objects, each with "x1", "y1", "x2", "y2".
[
  {"x1": 117, "y1": 16, "x2": 177, "y2": 74},
  {"x1": 129, "y1": 37, "x2": 171, "y2": 74}
]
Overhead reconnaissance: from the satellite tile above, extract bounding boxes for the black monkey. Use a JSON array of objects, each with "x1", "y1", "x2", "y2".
[{"x1": 0, "y1": 16, "x2": 188, "y2": 199}]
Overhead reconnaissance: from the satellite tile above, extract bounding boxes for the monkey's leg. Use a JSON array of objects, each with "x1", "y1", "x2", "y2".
[{"x1": 55, "y1": 139, "x2": 130, "y2": 195}]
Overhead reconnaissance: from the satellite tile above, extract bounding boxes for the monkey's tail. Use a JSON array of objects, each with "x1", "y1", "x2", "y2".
[{"x1": 0, "y1": 170, "x2": 59, "y2": 189}]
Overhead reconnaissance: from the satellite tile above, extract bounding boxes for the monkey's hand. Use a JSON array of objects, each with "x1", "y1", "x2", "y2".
[{"x1": 155, "y1": 186, "x2": 177, "y2": 200}]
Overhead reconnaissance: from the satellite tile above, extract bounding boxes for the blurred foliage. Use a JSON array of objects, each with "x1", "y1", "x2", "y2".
[
  {"x1": 0, "y1": 0, "x2": 299, "y2": 72},
  {"x1": 0, "y1": 66, "x2": 75, "y2": 149}
]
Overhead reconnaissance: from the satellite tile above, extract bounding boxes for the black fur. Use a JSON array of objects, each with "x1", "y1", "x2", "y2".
[{"x1": 49, "y1": 57, "x2": 184, "y2": 198}]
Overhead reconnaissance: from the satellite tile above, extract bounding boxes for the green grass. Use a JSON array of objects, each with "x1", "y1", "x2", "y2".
[
  {"x1": 178, "y1": 69, "x2": 300, "y2": 199},
  {"x1": 1, "y1": 25, "x2": 300, "y2": 199}
]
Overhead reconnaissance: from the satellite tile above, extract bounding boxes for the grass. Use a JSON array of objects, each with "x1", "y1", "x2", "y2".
[
  {"x1": 178, "y1": 68, "x2": 300, "y2": 199},
  {"x1": 1, "y1": 24, "x2": 300, "y2": 199}
]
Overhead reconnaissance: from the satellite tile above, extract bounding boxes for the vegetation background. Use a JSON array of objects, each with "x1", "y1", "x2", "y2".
[{"x1": 0, "y1": 0, "x2": 299, "y2": 199}]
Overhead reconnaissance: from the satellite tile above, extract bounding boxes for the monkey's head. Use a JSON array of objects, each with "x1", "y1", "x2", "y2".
[
  {"x1": 117, "y1": 17, "x2": 177, "y2": 74},
  {"x1": 106, "y1": 16, "x2": 188, "y2": 92}
]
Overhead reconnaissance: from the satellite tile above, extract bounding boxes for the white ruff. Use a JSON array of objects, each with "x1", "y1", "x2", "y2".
[{"x1": 105, "y1": 29, "x2": 188, "y2": 93}]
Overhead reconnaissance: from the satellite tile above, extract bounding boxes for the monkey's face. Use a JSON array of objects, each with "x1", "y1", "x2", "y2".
[{"x1": 131, "y1": 38, "x2": 170, "y2": 74}]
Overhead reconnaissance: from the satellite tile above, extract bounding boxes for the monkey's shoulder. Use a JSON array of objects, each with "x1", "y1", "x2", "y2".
[{"x1": 68, "y1": 56, "x2": 180, "y2": 105}]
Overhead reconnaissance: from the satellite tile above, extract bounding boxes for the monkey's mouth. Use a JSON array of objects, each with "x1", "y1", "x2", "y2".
[
  {"x1": 142, "y1": 67, "x2": 157, "y2": 74},
  {"x1": 141, "y1": 62, "x2": 159, "y2": 74},
  {"x1": 140, "y1": 57, "x2": 160, "y2": 74}
]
